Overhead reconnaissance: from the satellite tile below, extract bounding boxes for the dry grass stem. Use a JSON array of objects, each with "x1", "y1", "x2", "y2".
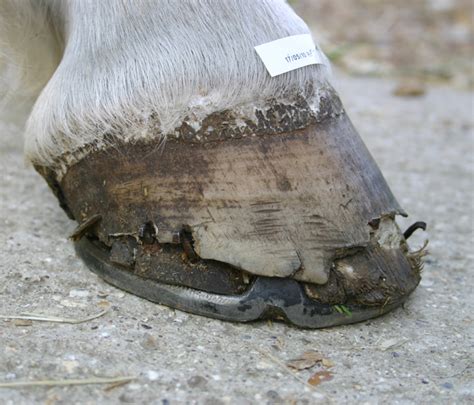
[
  {"x1": 0, "y1": 307, "x2": 110, "y2": 324},
  {"x1": 0, "y1": 376, "x2": 135, "y2": 389}
]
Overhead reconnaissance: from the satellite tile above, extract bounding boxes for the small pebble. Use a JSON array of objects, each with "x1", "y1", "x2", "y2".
[
  {"x1": 146, "y1": 370, "x2": 160, "y2": 381},
  {"x1": 69, "y1": 289, "x2": 89, "y2": 298},
  {"x1": 140, "y1": 333, "x2": 158, "y2": 350},
  {"x1": 393, "y1": 80, "x2": 426, "y2": 97},
  {"x1": 266, "y1": 390, "x2": 283, "y2": 403},
  {"x1": 255, "y1": 360, "x2": 272, "y2": 370},
  {"x1": 187, "y1": 375, "x2": 208, "y2": 388},
  {"x1": 119, "y1": 393, "x2": 135, "y2": 403}
]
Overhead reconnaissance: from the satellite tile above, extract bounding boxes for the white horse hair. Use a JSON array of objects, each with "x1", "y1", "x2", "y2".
[{"x1": 0, "y1": 0, "x2": 330, "y2": 168}]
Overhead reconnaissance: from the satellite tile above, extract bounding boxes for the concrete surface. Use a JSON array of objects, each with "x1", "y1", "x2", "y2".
[{"x1": 1, "y1": 74, "x2": 473, "y2": 404}]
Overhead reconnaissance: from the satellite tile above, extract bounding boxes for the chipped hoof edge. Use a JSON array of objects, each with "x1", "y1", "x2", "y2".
[{"x1": 75, "y1": 237, "x2": 413, "y2": 329}]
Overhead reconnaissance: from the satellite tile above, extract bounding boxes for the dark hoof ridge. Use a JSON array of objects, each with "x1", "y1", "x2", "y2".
[{"x1": 76, "y1": 237, "x2": 413, "y2": 329}]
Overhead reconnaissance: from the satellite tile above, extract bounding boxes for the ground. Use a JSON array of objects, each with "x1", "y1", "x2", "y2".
[
  {"x1": 1, "y1": 71, "x2": 472, "y2": 404},
  {"x1": 293, "y1": 0, "x2": 473, "y2": 90}
]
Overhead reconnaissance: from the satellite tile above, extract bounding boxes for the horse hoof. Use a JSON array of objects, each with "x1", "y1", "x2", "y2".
[{"x1": 35, "y1": 84, "x2": 426, "y2": 328}]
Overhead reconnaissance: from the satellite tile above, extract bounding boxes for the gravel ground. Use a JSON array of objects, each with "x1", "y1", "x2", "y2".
[
  {"x1": 293, "y1": 0, "x2": 473, "y2": 89},
  {"x1": 1, "y1": 73, "x2": 473, "y2": 404}
]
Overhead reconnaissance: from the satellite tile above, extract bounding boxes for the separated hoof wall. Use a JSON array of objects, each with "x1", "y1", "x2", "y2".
[{"x1": 75, "y1": 234, "x2": 422, "y2": 328}]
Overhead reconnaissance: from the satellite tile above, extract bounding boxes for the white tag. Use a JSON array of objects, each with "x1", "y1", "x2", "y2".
[{"x1": 254, "y1": 34, "x2": 327, "y2": 77}]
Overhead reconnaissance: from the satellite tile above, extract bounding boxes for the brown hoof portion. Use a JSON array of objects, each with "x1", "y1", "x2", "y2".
[{"x1": 35, "y1": 87, "x2": 424, "y2": 327}]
